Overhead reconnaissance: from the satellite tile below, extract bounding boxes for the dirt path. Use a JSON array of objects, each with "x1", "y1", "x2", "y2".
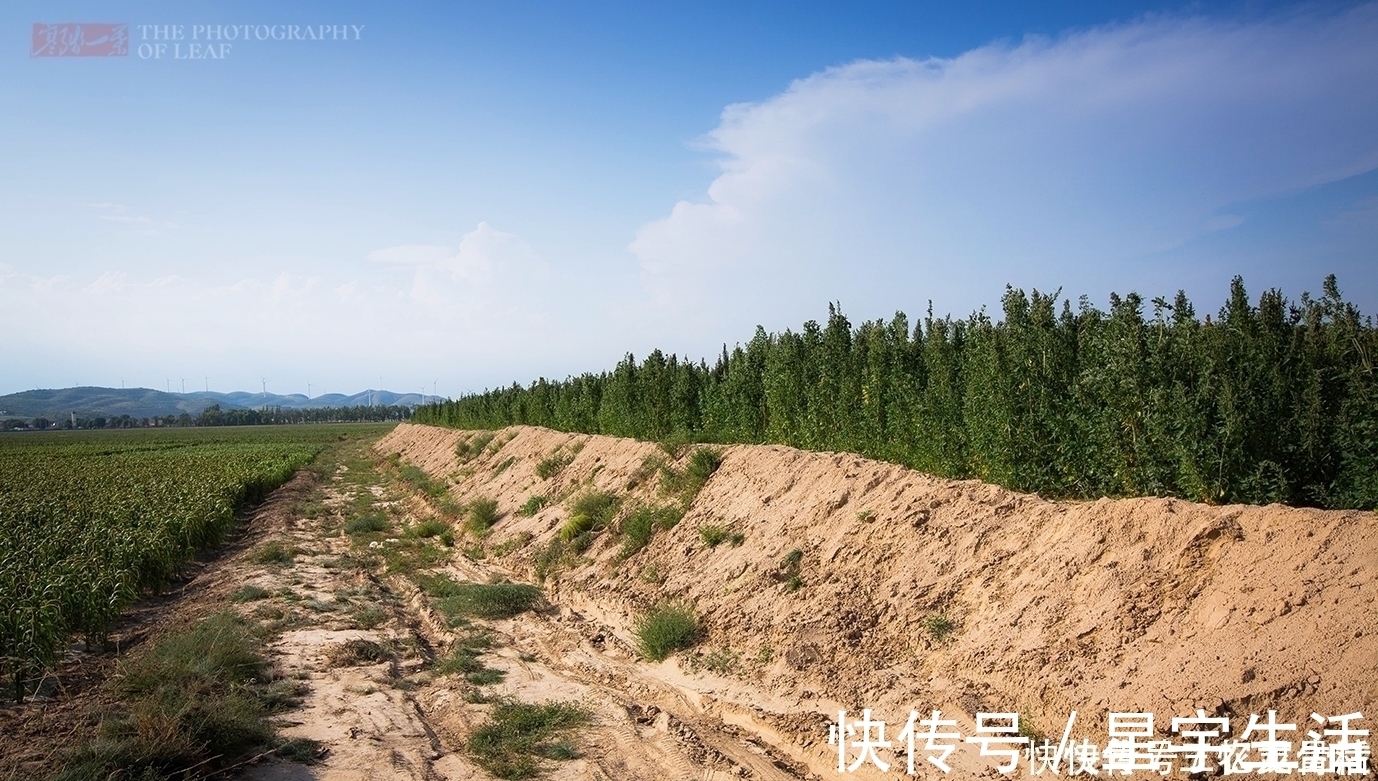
[{"x1": 238, "y1": 452, "x2": 825, "y2": 780}]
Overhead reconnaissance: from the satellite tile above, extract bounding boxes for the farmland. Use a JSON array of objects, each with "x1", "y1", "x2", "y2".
[{"x1": 0, "y1": 425, "x2": 390, "y2": 702}]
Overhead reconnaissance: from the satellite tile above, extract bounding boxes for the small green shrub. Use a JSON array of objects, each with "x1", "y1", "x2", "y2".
[
  {"x1": 685, "y1": 447, "x2": 722, "y2": 486},
  {"x1": 635, "y1": 602, "x2": 698, "y2": 661},
  {"x1": 466, "y1": 498, "x2": 500, "y2": 535},
  {"x1": 535, "y1": 452, "x2": 573, "y2": 479},
  {"x1": 55, "y1": 612, "x2": 319, "y2": 781},
  {"x1": 569, "y1": 490, "x2": 618, "y2": 523},
  {"x1": 516, "y1": 495, "x2": 550, "y2": 517},
  {"x1": 626, "y1": 454, "x2": 667, "y2": 489},
  {"x1": 436, "y1": 646, "x2": 485, "y2": 676},
  {"x1": 694, "y1": 648, "x2": 738, "y2": 675},
  {"x1": 353, "y1": 605, "x2": 387, "y2": 629},
  {"x1": 782, "y1": 548, "x2": 803, "y2": 570},
  {"x1": 492, "y1": 456, "x2": 517, "y2": 476},
  {"x1": 925, "y1": 614, "x2": 954, "y2": 641},
  {"x1": 659, "y1": 447, "x2": 722, "y2": 503},
  {"x1": 698, "y1": 524, "x2": 732, "y2": 547},
  {"x1": 413, "y1": 571, "x2": 463, "y2": 597},
  {"x1": 408, "y1": 518, "x2": 450, "y2": 539},
  {"x1": 345, "y1": 512, "x2": 388, "y2": 535},
  {"x1": 558, "y1": 491, "x2": 619, "y2": 541},
  {"x1": 466, "y1": 701, "x2": 590, "y2": 780},
  {"x1": 457, "y1": 432, "x2": 496, "y2": 461},
  {"x1": 466, "y1": 668, "x2": 506, "y2": 686},
  {"x1": 533, "y1": 539, "x2": 570, "y2": 582},
  {"x1": 559, "y1": 513, "x2": 593, "y2": 541},
  {"x1": 231, "y1": 584, "x2": 271, "y2": 602},
  {"x1": 856, "y1": 509, "x2": 875, "y2": 523},
  {"x1": 436, "y1": 583, "x2": 543, "y2": 620},
  {"x1": 617, "y1": 504, "x2": 682, "y2": 558},
  {"x1": 251, "y1": 541, "x2": 296, "y2": 566}
]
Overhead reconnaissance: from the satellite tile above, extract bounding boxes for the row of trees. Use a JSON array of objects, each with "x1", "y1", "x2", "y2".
[{"x1": 416, "y1": 276, "x2": 1376, "y2": 509}]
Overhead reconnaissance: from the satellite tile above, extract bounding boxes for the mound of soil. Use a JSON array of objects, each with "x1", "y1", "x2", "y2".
[{"x1": 378, "y1": 422, "x2": 1376, "y2": 746}]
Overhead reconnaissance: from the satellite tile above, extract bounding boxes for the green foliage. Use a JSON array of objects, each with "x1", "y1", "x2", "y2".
[
  {"x1": 562, "y1": 490, "x2": 619, "y2": 543},
  {"x1": 698, "y1": 524, "x2": 737, "y2": 547},
  {"x1": 535, "y1": 452, "x2": 574, "y2": 479},
  {"x1": 660, "y1": 447, "x2": 723, "y2": 503},
  {"x1": 465, "y1": 498, "x2": 501, "y2": 535},
  {"x1": 635, "y1": 602, "x2": 699, "y2": 661},
  {"x1": 0, "y1": 429, "x2": 324, "y2": 699},
  {"x1": 251, "y1": 541, "x2": 296, "y2": 566},
  {"x1": 466, "y1": 701, "x2": 590, "y2": 779},
  {"x1": 533, "y1": 539, "x2": 572, "y2": 582},
  {"x1": 435, "y1": 582, "x2": 543, "y2": 620},
  {"x1": 53, "y1": 612, "x2": 318, "y2": 779},
  {"x1": 408, "y1": 518, "x2": 450, "y2": 539},
  {"x1": 345, "y1": 511, "x2": 388, "y2": 535},
  {"x1": 617, "y1": 504, "x2": 682, "y2": 558},
  {"x1": 397, "y1": 462, "x2": 462, "y2": 516},
  {"x1": 492, "y1": 456, "x2": 517, "y2": 475},
  {"x1": 412, "y1": 276, "x2": 1378, "y2": 511},
  {"x1": 925, "y1": 614, "x2": 954, "y2": 641},
  {"x1": 456, "y1": 432, "x2": 497, "y2": 461},
  {"x1": 231, "y1": 584, "x2": 271, "y2": 602},
  {"x1": 517, "y1": 494, "x2": 550, "y2": 517},
  {"x1": 559, "y1": 514, "x2": 593, "y2": 541},
  {"x1": 779, "y1": 548, "x2": 804, "y2": 592}
]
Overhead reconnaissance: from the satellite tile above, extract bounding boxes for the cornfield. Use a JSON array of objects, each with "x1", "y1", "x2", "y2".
[
  {"x1": 416, "y1": 276, "x2": 1377, "y2": 510},
  {"x1": 0, "y1": 428, "x2": 325, "y2": 701}
]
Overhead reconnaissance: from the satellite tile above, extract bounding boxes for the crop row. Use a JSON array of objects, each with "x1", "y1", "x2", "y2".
[{"x1": 0, "y1": 437, "x2": 319, "y2": 700}]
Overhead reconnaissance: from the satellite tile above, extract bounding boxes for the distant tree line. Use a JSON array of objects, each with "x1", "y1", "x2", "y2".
[
  {"x1": 415, "y1": 276, "x2": 1377, "y2": 510},
  {"x1": 2, "y1": 405, "x2": 412, "y2": 431},
  {"x1": 194, "y1": 404, "x2": 412, "y2": 426}
]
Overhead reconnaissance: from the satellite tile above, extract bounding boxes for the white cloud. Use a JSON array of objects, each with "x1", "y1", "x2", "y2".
[
  {"x1": 367, "y1": 244, "x2": 452, "y2": 265},
  {"x1": 631, "y1": 5, "x2": 1378, "y2": 321}
]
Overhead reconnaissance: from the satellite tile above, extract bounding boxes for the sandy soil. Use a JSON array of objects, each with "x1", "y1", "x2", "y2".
[
  {"x1": 369, "y1": 422, "x2": 1376, "y2": 779},
  {"x1": 7, "y1": 423, "x2": 1372, "y2": 781}
]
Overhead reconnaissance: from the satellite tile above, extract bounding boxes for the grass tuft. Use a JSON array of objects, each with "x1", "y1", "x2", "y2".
[
  {"x1": 466, "y1": 700, "x2": 590, "y2": 780},
  {"x1": 345, "y1": 511, "x2": 388, "y2": 535},
  {"x1": 465, "y1": 498, "x2": 500, "y2": 536},
  {"x1": 925, "y1": 614, "x2": 954, "y2": 641},
  {"x1": 516, "y1": 495, "x2": 549, "y2": 517},
  {"x1": 251, "y1": 541, "x2": 296, "y2": 566},
  {"x1": 231, "y1": 584, "x2": 271, "y2": 602},
  {"x1": 635, "y1": 602, "x2": 698, "y2": 662}
]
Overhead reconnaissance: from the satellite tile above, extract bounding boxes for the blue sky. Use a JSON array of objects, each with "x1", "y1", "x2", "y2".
[{"x1": 2, "y1": 1, "x2": 1375, "y2": 398}]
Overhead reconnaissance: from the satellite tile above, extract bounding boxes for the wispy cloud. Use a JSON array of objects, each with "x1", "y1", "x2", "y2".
[{"x1": 631, "y1": 5, "x2": 1378, "y2": 321}]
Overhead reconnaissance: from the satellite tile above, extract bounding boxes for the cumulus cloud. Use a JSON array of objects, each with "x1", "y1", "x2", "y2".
[
  {"x1": 369, "y1": 222, "x2": 546, "y2": 313},
  {"x1": 631, "y1": 5, "x2": 1378, "y2": 321}
]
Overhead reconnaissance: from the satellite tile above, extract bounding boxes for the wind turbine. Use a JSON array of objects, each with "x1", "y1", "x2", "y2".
[
  {"x1": 307, "y1": 381, "x2": 312, "y2": 400},
  {"x1": 180, "y1": 377, "x2": 186, "y2": 394},
  {"x1": 166, "y1": 378, "x2": 170, "y2": 393},
  {"x1": 204, "y1": 376, "x2": 209, "y2": 392}
]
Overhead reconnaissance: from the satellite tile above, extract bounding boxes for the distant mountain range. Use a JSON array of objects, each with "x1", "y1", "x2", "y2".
[{"x1": 0, "y1": 387, "x2": 430, "y2": 420}]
